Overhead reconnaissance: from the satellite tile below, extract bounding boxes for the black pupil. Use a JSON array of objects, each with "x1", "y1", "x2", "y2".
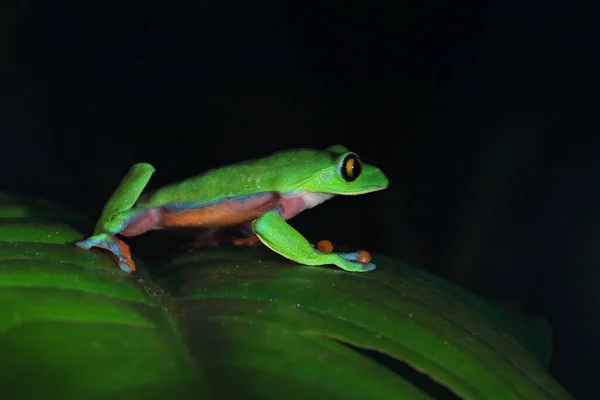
[{"x1": 342, "y1": 155, "x2": 362, "y2": 181}]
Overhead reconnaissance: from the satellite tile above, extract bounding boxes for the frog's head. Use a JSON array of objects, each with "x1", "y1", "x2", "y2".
[{"x1": 296, "y1": 144, "x2": 389, "y2": 195}]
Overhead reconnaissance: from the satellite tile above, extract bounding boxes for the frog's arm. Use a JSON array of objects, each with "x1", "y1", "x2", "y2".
[
  {"x1": 93, "y1": 163, "x2": 155, "y2": 235},
  {"x1": 75, "y1": 163, "x2": 155, "y2": 272},
  {"x1": 252, "y1": 211, "x2": 375, "y2": 272}
]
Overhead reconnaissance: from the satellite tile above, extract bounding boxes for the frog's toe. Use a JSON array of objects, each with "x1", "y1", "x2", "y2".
[
  {"x1": 75, "y1": 236, "x2": 103, "y2": 250},
  {"x1": 338, "y1": 250, "x2": 372, "y2": 264},
  {"x1": 359, "y1": 262, "x2": 376, "y2": 272},
  {"x1": 117, "y1": 260, "x2": 133, "y2": 273},
  {"x1": 316, "y1": 239, "x2": 334, "y2": 253},
  {"x1": 75, "y1": 240, "x2": 91, "y2": 250}
]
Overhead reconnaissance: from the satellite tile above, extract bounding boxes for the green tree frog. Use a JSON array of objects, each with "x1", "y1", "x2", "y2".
[{"x1": 75, "y1": 145, "x2": 388, "y2": 273}]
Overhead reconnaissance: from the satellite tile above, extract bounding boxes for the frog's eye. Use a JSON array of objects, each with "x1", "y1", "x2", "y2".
[{"x1": 340, "y1": 153, "x2": 362, "y2": 182}]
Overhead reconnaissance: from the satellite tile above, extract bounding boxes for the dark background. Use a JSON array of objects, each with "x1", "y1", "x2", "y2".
[{"x1": 2, "y1": 2, "x2": 598, "y2": 398}]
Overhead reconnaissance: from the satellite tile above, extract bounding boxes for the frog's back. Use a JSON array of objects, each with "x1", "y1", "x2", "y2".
[{"x1": 136, "y1": 148, "x2": 333, "y2": 209}]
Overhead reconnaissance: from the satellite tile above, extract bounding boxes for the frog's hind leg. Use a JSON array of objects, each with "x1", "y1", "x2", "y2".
[
  {"x1": 231, "y1": 221, "x2": 262, "y2": 247},
  {"x1": 181, "y1": 222, "x2": 262, "y2": 249},
  {"x1": 75, "y1": 163, "x2": 156, "y2": 273},
  {"x1": 252, "y1": 211, "x2": 376, "y2": 272}
]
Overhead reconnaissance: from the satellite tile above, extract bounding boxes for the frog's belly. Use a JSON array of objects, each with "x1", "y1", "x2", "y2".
[
  {"x1": 119, "y1": 191, "x2": 319, "y2": 237},
  {"x1": 119, "y1": 192, "x2": 281, "y2": 237},
  {"x1": 161, "y1": 192, "x2": 280, "y2": 228}
]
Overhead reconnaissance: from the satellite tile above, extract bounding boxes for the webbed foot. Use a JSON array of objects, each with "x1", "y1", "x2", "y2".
[{"x1": 75, "y1": 233, "x2": 136, "y2": 273}]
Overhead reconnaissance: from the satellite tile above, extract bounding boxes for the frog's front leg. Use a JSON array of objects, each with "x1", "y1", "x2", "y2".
[
  {"x1": 75, "y1": 163, "x2": 156, "y2": 273},
  {"x1": 252, "y1": 211, "x2": 376, "y2": 272}
]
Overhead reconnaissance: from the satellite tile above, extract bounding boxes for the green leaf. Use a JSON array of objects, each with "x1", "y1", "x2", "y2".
[
  {"x1": 0, "y1": 193, "x2": 573, "y2": 399},
  {"x1": 0, "y1": 193, "x2": 91, "y2": 227},
  {"x1": 0, "y1": 195, "x2": 206, "y2": 399},
  {"x1": 160, "y1": 247, "x2": 573, "y2": 399}
]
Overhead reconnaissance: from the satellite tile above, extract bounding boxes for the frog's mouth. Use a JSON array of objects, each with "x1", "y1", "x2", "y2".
[{"x1": 341, "y1": 185, "x2": 388, "y2": 195}]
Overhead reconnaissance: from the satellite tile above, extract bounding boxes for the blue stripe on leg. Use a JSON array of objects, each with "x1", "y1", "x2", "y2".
[
  {"x1": 338, "y1": 252, "x2": 366, "y2": 262},
  {"x1": 74, "y1": 236, "x2": 104, "y2": 250}
]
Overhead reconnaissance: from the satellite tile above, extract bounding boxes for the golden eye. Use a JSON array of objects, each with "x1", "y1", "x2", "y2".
[{"x1": 340, "y1": 154, "x2": 362, "y2": 182}]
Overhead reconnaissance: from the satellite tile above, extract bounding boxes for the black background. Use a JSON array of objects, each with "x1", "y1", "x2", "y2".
[{"x1": 2, "y1": 2, "x2": 599, "y2": 398}]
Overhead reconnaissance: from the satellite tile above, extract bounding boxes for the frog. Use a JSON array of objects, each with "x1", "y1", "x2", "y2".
[{"x1": 75, "y1": 145, "x2": 389, "y2": 273}]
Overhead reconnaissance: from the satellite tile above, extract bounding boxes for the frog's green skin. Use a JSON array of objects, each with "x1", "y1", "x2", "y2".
[{"x1": 75, "y1": 145, "x2": 389, "y2": 273}]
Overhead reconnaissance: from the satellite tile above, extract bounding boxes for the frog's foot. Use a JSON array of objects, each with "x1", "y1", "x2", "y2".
[
  {"x1": 232, "y1": 235, "x2": 263, "y2": 247},
  {"x1": 313, "y1": 239, "x2": 375, "y2": 272},
  {"x1": 75, "y1": 233, "x2": 136, "y2": 273}
]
